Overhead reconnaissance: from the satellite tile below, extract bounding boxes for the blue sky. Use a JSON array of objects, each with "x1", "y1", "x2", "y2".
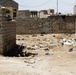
[{"x1": 15, "y1": 0, "x2": 76, "y2": 14}]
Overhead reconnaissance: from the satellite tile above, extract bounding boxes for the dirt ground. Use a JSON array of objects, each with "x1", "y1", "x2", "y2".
[{"x1": 0, "y1": 34, "x2": 76, "y2": 75}]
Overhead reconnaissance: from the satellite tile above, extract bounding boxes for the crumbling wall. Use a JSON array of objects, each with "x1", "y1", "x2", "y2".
[
  {"x1": 0, "y1": 9, "x2": 16, "y2": 55},
  {"x1": 16, "y1": 16, "x2": 75, "y2": 34}
]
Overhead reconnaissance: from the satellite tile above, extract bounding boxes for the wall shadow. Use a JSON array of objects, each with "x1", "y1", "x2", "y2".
[{"x1": 4, "y1": 44, "x2": 25, "y2": 57}]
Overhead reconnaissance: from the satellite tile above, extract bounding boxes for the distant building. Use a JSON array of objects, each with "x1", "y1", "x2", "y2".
[
  {"x1": 73, "y1": 5, "x2": 76, "y2": 14},
  {"x1": 18, "y1": 9, "x2": 54, "y2": 19},
  {"x1": 30, "y1": 10, "x2": 39, "y2": 18},
  {"x1": 39, "y1": 9, "x2": 54, "y2": 18},
  {"x1": 18, "y1": 10, "x2": 39, "y2": 18},
  {"x1": 18, "y1": 10, "x2": 30, "y2": 18}
]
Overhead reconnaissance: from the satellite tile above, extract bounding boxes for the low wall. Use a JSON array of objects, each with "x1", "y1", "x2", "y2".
[{"x1": 16, "y1": 16, "x2": 76, "y2": 34}]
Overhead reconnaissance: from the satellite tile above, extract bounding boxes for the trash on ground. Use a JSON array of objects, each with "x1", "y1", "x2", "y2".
[
  {"x1": 68, "y1": 48, "x2": 73, "y2": 52},
  {"x1": 45, "y1": 52, "x2": 50, "y2": 55},
  {"x1": 21, "y1": 49, "x2": 38, "y2": 57}
]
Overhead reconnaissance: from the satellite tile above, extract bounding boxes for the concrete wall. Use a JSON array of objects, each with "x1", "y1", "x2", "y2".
[
  {"x1": 16, "y1": 15, "x2": 76, "y2": 34},
  {"x1": 0, "y1": 8, "x2": 16, "y2": 55}
]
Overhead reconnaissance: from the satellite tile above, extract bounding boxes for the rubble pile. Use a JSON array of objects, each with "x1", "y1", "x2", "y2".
[{"x1": 16, "y1": 34, "x2": 76, "y2": 57}]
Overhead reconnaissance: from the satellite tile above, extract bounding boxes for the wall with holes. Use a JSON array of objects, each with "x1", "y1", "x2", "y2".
[
  {"x1": 0, "y1": 9, "x2": 16, "y2": 55},
  {"x1": 16, "y1": 15, "x2": 76, "y2": 34}
]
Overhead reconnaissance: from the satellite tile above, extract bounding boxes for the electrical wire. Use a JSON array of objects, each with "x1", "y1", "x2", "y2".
[
  {"x1": 59, "y1": 1, "x2": 76, "y2": 6},
  {"x1": 18, "y1": 0, "x2": 53, "y2": 7},
  {"x1": 17, "y1": 0, "x2": 75, "y2": 13}
]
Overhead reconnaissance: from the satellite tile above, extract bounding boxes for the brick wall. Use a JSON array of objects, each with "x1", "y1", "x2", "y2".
[
  {"x1": 16, "y1": 15, "x2": 76, "y2": 34},
  {"x1": 0, "y1": 9, "x2": 16, "y2": 55}
]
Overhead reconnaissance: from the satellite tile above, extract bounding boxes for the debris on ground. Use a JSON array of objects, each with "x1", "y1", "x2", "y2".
[
  {"x1": 16, "y1": 34, "x2": 76, "y2": 58},
  {"x1": 60, "y1": 38, "x2": 76, "y2": 45},
  {"x1": 24, "y1": 60, "x2": 35, "y2": 64},
  {"x1": 45, "y1": 52, "x2": 50, "y2": 55},
  {"x1": 27, "y1": 47, "x2": 36, "y2": 50},
  {"x1": 44, "y1": 48, "x2": 49, "y2": 51},
  {"x1": 21, "y1": 49, "x2": 38, "y2": 57},
  {"x1": 1, "y1": 34, "x2": 76, "y2": 75},
  {"x1": 68, "y1": 48, "x2": 73, "y2": 52},
  {"x1": 32, "y1": 34, "x2": 37, "y2": 37}
]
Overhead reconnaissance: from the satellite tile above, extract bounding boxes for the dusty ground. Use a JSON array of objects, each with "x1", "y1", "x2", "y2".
[{"x1": 0, "y1": 34, "x2": 76, "y2": 75}]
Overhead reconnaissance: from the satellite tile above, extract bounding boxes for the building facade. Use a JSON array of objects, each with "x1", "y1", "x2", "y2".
[
  {"x1": 39, "y1": 9, "x2": 54, "y2": 18},
  {"x1": 18, "y1": 9, "x2": 54, "y2": 19},
  {"x1": 18, "y1": 10, "x2": 39, "y2": 18}
]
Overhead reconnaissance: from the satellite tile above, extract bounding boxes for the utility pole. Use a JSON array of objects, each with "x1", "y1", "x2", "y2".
[{"x1": 57, "y1": 0, "x2": 58, "y2": 15}]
